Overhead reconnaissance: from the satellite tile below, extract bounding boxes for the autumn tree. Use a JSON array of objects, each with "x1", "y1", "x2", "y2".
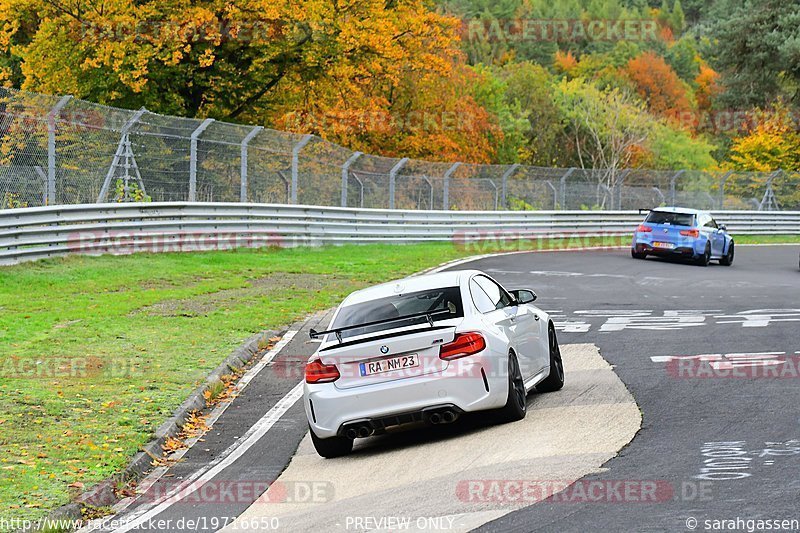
[
  {"x1": 694, "y1": 64, "x2": 720, "y2": 112},
  {"x1": 727, "y1": 103, "x2": 800, "y2": 172},
  {"x1": 0, "y1": 0, "x2": 500, "y2": 162},
  {"x1": 625, "y1": 51, "x2": 693, "y2": 120},
  {"x1": 554, "y1": 78, "x2": 653, "y2": 206},
  {"x1": 725, "y1": 102, "x2": 800, "y2": 209}
]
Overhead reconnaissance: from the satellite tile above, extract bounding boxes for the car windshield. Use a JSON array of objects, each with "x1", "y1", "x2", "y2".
[
  {"x1": 645, "y1": 211, "x2": 695, "y2": 226},
  {"x1": 329, "y1": 286, "x2": 463, "y2": 340}
]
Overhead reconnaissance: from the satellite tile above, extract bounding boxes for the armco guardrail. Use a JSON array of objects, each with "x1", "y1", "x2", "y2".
[{"x1": 1, "y1": 203, "x2": 799, "y2": 265}]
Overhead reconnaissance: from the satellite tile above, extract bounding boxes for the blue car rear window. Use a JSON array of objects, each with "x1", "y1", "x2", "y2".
[{"x1": 645, "y1": 212, "x2": 695, "y2": 226}]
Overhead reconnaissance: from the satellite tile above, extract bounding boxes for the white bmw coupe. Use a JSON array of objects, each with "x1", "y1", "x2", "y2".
[{"x1": 303, "y1": 269, "x2": 564, "y2": 457}]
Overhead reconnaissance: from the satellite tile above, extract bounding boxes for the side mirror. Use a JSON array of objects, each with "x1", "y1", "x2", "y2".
[
  {"x1": 719, "y1": 224, "x2": 727, "y2": 232},
  {"x1": 510, "y1": 289, "x2": 537, "y2": 304}
]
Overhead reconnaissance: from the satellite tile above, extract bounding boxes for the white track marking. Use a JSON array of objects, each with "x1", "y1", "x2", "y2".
[
  {"x1": 80, "y1": 331, "x2": 298, "y2": 532},
  {"x1": 111, "y1": 382, "x2": 304, "y2": 532}
]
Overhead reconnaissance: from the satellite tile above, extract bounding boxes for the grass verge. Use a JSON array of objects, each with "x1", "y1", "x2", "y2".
[{"x1": 0, "y1": 235, "x2": 797, "y2": 526}]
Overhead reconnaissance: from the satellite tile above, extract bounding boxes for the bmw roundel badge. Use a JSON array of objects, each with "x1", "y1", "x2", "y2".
[{"x1": 380, "y1": 345, "x2": 389, "y2": 354}]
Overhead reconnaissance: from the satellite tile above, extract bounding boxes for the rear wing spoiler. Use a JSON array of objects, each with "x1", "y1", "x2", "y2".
[
  {"x1": 310, "y1": 309, "x2": 452, "y2": 344},
  {"x1": 638, "y1": 208, "x2": 651, "y2": 215}
]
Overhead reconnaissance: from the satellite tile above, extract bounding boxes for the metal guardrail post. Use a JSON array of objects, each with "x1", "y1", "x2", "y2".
[
  {"x1": 389, "y1": 158, "x2": 409, "y2": 209},
  {"x1": 717, "y1": 171, "x2": 733, "y2": 209},
  {"x1": 291, "y1": 134, "x2": 313, "y2": 204},
  {"x1": 46, "y1": 95, "x2": 72, "y2": 205},
  {"x1": 97, "y1": 107, "x2": 146, "y2": 203},
  {"x1": 559, "y1": 168, "x2": 576, "y2": 210},
  {"x1": 240, "y1": 126, "x2": 263, "y2": 203},
  {"x1": 341, "y1": 152, "x2": 363, "y2": 207},
  {"x1": 442, "y1": 162, "x2": 461, "y2": 210},
  {"x1": 189, "y1": 118, "x2": 214, "y2": 202},
  {"x1": 669, "y1": 170, "x2": 685, "y2": 206},
  {"x1": 500, "y1": 164, "x2": 520, "y2": 210}
]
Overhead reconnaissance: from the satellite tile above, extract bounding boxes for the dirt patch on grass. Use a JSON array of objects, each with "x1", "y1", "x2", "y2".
[{"x1": 134, "y1": 273, "x2": 344, "y2": 318}]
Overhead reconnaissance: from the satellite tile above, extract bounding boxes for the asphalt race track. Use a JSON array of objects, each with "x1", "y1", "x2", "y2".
[{"x1": 92, "y1": 245, "x2": 800, "y2": 533}]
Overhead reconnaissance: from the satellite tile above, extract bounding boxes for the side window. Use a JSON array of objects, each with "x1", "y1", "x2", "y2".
[
  {"x1": 474, "y1": 276, "x2": 512, "y2": 310},
  {"x1": 469, "y1": 279, "x2": 495, "y2": 314}
]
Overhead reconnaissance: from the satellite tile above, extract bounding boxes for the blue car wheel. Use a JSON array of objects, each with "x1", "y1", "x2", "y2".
[
  {"x1": 720, "y1": 241, "x2": 734, "y2": 266},
  {"x1": 696, "y1": 242, "x2": 711, "y2": 266}
]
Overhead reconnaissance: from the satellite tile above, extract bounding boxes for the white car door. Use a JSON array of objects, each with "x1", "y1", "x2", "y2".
[{"x1": 470, "y1": 275, "x2": 539, "y2": 380}]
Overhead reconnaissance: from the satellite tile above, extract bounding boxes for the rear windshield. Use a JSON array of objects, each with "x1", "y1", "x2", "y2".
[
  {"x1": 645, "y1": 211, "x2": 695, "y2": 226},
  {"x1": 329, "y1": 286, "x2": 463, "y2": 340}
]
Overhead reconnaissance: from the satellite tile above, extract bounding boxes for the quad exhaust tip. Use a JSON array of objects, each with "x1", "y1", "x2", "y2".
[{"x1": 341, "y1": 406, "x2": 461, "y2": 439}]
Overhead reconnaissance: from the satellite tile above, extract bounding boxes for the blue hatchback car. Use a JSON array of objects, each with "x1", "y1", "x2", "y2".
[{"x1": 631, "y1": 207, "x2": 734, "y2": 266}]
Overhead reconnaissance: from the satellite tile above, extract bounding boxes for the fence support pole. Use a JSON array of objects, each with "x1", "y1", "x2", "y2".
[
  {"x1": 759, "y1": 170, "x2": 782, "y2": 211},
  {"x1": 34, "y1": 167, "x2": 47, "y2": 205},
  {"x1": 559, "y1": 167, "x2": 576, "y2": 210},
  {"x1": 46, "y1": 95, "x2": 72, "y2": 205},
  {"x1": 500, "y1": 164, "x2": 520, "y2": 209},
  {"x1": 291, "y1": 134, "x2": 313, "y2": 204},
  {"x1": 189, "y1": 118, "x2": 214, "y2": 202},
  {"x1": 97, "y1": 107, "x2": 146, "y2": 203},
  {"x1": 652, "y1": 187, "x2": 665, "y2": 206},
  {"x1": 341, "y1": 152, "x2": 363, "y2": 207},
  {"x1": 487, "y1": 179, "x2": 499, "y2": 211},
  {"x1": 442, "y1": 162, "x2": 461, "y2": 210},
  {"x1": 350, "y1": 172, "x2": 365, "y2": 208},
  {"x1": 389, "y1": 157, "x2": 409, "y2": 209},
  {"x1": 669, "y1": 170, "x2": 685, "y2": 206},
  {"x1": 544, "y1": 180, "x2": 558, "y2": 210},
  {"x1": 240, "y1": 126, "x2": 263, "y2": 203},
  {"x1": 614, "y1": 169, "x2": 629, "y2": 210},
  {"x1": 277, "y1": 171, "x2": 290, "y2": 204},
  {"x1": 420, "y1": 175, "x2": 434, "y2": 210},
  {"x1": 717, "y1": 171, "x2": 733, "y2": 209}
]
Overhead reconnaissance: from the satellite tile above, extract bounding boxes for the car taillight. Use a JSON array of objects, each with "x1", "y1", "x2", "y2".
[
  {"x1": 305, "y1": 358, "x2": 340, "y2": 383},
  {"x1": 636, "y1": 225, "x2": 652, "y2": 233},
  {"x1": 680, "y1": 229, "x2": 700, "y2": 237},
  {"x1": 439, "y1": 332, "x2": 486, "y2": 361}
]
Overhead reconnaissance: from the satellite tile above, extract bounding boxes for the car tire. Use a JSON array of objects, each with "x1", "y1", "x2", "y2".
[
  {"x1": 309, "y1": 427, "x2": 353, "y2": 458},
  {"x1": 631, "y1": 249, "x2": 647, "y2": 259},
  {"x1": 499, "y1": 352, "x2": 526, "y2": 422},
  {"x1": 537, "y1": 323, "x2": 565, "y2": 393},
  {"x1": 720, "y1": 241, "x2": 734, "y2": 266},
  {"x1": 696, "y1": 242, "x2": 711, "y2": 266}
]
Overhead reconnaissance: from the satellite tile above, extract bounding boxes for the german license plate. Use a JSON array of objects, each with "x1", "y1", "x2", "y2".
[
  {"x1": 360, "y1": 354, "x2": 419, "y2": 376},
  {"x1": 653, "y1": 242, "x2": 675, "y2": 249}
]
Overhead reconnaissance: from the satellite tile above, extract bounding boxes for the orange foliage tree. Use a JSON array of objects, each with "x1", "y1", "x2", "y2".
[
  {"x1": 625, "y1": 51, "x2": 693, "y2": 120},
  {"x1": 1, "y1": 0, "x2": 499, "y2": 163},
  {"x1": 695, "y1": 64, "x2": 721, "y2": 111}
]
